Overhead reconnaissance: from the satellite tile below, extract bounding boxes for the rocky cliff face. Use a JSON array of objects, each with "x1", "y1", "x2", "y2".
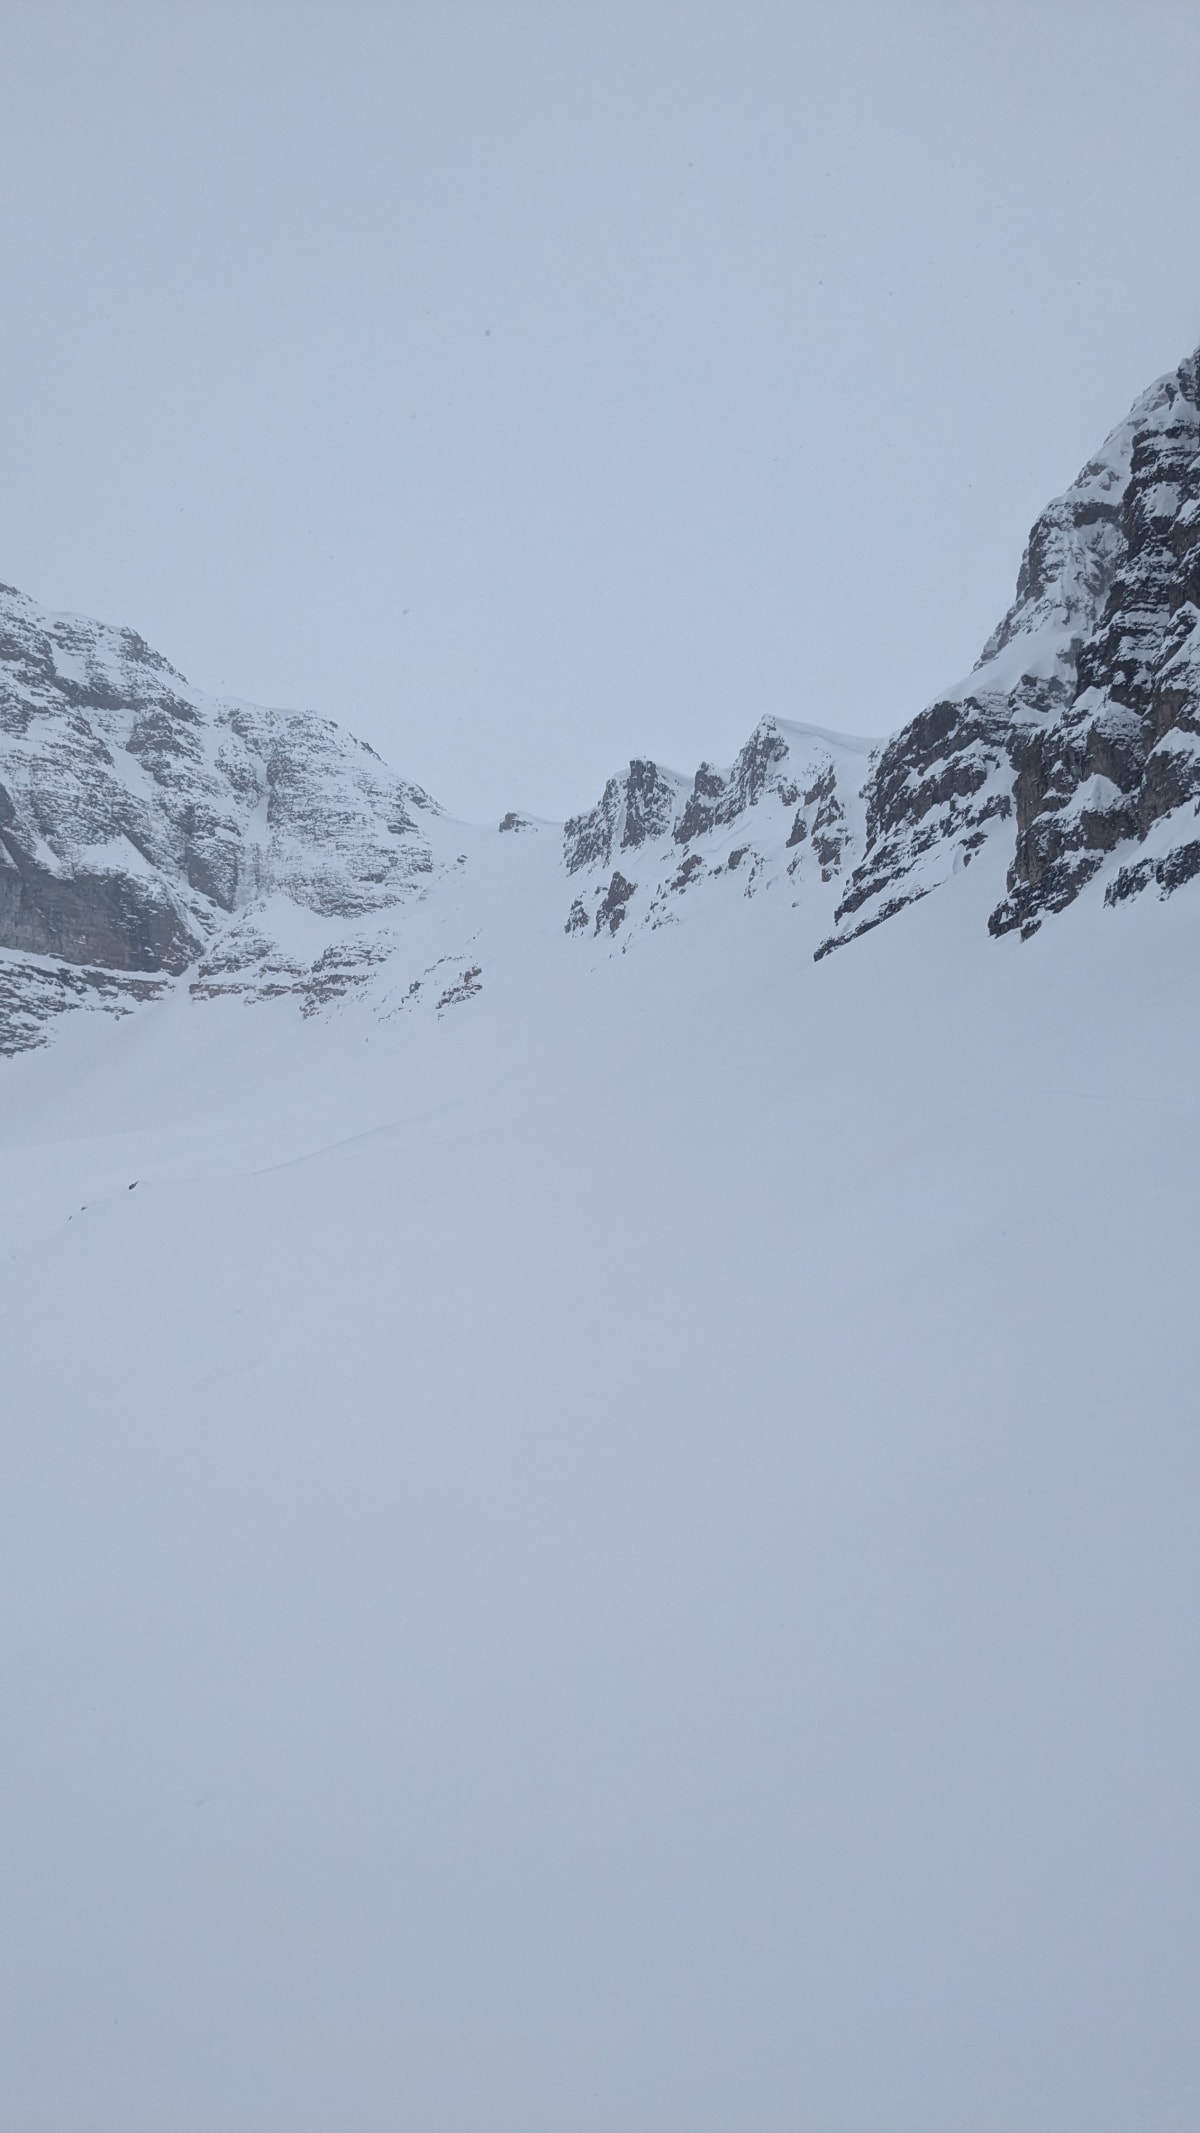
[
  {"x1": 822, "y1": 348, "x2": 1200, "y2": 951},
  {"x1": 996, "y1": 354, "x2": 1200, "y2": 930},
  {"x1": 0, "y1": 584, "x2": 440, "y2": 1049}
]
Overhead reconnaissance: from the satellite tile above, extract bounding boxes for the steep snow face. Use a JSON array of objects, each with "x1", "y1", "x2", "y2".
[
  {"x1": 0, "y1": 585, "x2": 441, "y2": 1050},
  {"x1": 826, "y1": 348, "x2": 1200, "y2": 949}
]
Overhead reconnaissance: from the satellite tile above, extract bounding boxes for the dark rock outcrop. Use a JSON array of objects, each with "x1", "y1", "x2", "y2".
[
  {"x1": 595, "y1": 870, "x2": 636, "y2": 936},
  {"x1": 989, "y1": 353, "x2": 1200, "y2": 934}
]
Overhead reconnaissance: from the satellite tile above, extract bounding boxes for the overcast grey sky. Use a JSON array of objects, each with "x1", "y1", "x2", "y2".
[{"x1": 3, "y1": 0, "x2": 1199, "y2": 820}]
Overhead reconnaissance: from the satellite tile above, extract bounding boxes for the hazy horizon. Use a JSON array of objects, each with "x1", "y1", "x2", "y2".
[{"x1": 4, "y1": 0, "x2": 1199, "y2": 819}]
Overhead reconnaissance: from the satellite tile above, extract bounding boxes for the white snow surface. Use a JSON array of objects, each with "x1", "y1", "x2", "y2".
[{"x1": 2, "y1": 830, "x2": 1198, "y2": 2133}]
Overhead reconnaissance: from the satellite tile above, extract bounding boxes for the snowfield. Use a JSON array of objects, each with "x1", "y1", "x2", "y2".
[{"x1": 2, "y1": 824, "x2": 1197, "y2": 2133}]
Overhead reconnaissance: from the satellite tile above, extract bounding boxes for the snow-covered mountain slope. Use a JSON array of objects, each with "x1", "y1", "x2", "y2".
[
  {"x1": 558, "y1": 341, "x2": 1200, "y2": 963},
  {"x1": 0, "y1": 573, "x2": 876, "y2": 1053},
  {"x1": 3, "y1": 349, "x2": 1200, "y2": 2133},
  {"x1": 0, "y1": 572, "x2": 884, "y2": 1052},
  {"x1": 0, "y1": 583, "x2": 444, "y2": 1049},
  {"x1": 825, "y1": 347, "x2": 1200, "y2": 949},
  {"x1": 560, "y1": 719, "x2": 872, "y2": 942},
  {"x1": 7, "y1": 347, "x2": 1200, "y2": 1062}
]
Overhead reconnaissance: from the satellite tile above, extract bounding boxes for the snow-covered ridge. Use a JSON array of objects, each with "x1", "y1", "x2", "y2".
[
  {"x1": 558, "y1": 718, "x2": 874, "y2": 946},
  {"x1": 5, "y1": 342, "x2": 1200, "y2": 1053}
]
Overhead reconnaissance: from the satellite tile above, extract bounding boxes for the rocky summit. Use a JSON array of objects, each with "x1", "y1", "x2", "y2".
[{"x1": 4, "y1": 345, "x2": 1200, "y2": 1054}]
